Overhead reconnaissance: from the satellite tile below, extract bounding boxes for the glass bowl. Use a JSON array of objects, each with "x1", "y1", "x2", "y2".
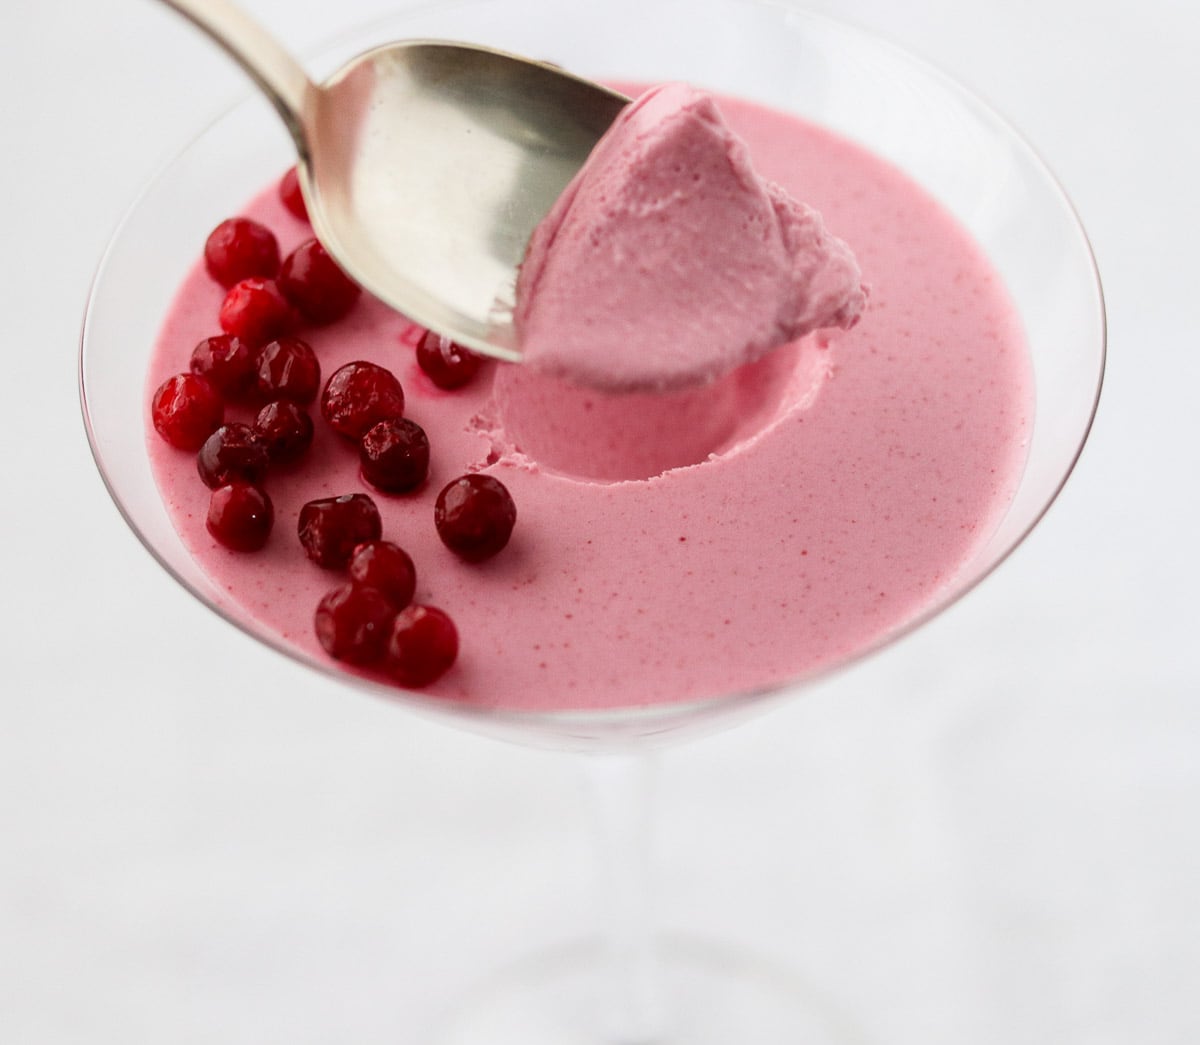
[
  {"x1": 81, "y1": 3, "x2": 1103, "y2": 1039},
  {"x1": 81, "y1": 0, "x2": 1103, "y2": 750}
]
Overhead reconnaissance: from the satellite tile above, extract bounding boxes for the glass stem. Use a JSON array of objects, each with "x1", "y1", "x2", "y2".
[{"x1": 583, "y1": 748, "x2": 666, "y2": 1044}]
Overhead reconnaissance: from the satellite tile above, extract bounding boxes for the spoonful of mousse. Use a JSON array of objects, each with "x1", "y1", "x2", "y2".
[{"x1": 160, "y1": 1, "x2": 866, "y2": 391}]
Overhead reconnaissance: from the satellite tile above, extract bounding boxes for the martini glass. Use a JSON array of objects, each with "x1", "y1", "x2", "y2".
[{"x1": 80, "y1": 0, "x2": 1104, "y2": 1040}]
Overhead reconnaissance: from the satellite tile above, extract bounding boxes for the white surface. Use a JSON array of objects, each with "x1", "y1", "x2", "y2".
[{"x1": 1, "y1": 1, "x2": 1196, "y2": 1042}]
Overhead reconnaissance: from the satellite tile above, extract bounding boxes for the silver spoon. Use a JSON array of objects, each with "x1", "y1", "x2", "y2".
[{"x1": 159, "y1": 0, "x2": 629, "y2": 362}]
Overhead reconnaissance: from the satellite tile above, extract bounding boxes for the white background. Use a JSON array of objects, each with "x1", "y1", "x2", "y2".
[{"x1": 2, "y1": 0, "x2": 1197, "y2": 1042}]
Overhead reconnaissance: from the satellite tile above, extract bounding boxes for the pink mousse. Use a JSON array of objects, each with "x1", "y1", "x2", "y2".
[
  {"x1": 146, "y1": 88, "x2": 1032, "y2": 712},
  {"x1": 513, "y1": 83, "x2": 867, "y2": 392}
]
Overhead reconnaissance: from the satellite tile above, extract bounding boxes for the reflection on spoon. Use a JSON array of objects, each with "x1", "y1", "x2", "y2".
[{"x1": 158, "y1": 0, "x2": 630, "y2": 363}]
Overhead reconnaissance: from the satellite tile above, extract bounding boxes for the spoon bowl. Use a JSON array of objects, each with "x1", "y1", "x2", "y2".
[{"x1": 160, "y1": 1, "x2": 629, "y2": 361}]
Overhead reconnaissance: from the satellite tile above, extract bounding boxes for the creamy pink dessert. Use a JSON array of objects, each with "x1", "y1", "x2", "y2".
[
  {"x1": 146, "y1": 87, "x2": 1032, "y2": 712},
  {"x1": 514, "y1": 83, "x2": 867, "y2": 392}
]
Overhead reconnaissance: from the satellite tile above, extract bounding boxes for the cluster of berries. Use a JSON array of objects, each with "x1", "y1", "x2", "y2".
[{"x1": 150, "y1": 169, "x2": 516, "y2": 686}]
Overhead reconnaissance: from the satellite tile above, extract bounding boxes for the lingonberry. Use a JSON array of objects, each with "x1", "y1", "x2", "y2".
[
  {"x1": 253, "y1": 337, "x2": 320, "y2": 404},
  {"x1": 196, "y1": 423, "x2": 271, "y2": 489},
  {"x1": 297, "y1": 493, "x2": 382, "y2": 569},
  {"x1": 385, "y1": 605, "x2": 458, "y2": 687},
  {"x1": 252, "y1": 400, "x2": 314, "y2": 464},
  {"x1": 189, "y1": 334, "x2": 256, "y2": 399},
  {"x1": 347, "y1": 541, "x2": 416, "y2": 610},
  {"x1": 416, "y1": 329, "x2": 484, "y2": 389},
  {"x1": 278, "y1": 167, "x2": 309, "y2": 222},
  {"x1": 321, "y1": 361, "x2": 405, "y2": 439},
  {"x1": 206, "y1": 482, "x2": 273, "y2": 551},
  {"x1": 314, "y1": 583, "x2": 396, "y2": 666},
  {"x1": 434, "y1": 474, "x2": 517, "y2": 562},
  {"x1": 278, "y1": 238, "x2": 360, "y2": 324},
  {"x1": 219, "y1": 277, "x2": 293, "y2": 346},
  {"x1": 151, "y1": 373, "x2": 224, "y2": 451},
  {"x1": 204, "y1": 218, "x2": 280, "y2": 287},
  {"x1": 360, "y1": 417, "x2": 430, "y2": 493}
]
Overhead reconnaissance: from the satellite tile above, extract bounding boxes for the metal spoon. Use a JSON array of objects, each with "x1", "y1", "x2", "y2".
[{"x1": 159, "y1": 0, "x2": 629, "y2": 362}]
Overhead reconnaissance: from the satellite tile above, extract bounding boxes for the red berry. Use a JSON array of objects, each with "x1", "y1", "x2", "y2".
[
  {"x1": 204, "y1": 218, "x2": 280, "y2": 287},
  {"x1": 360, "y1": 417, "x2": 429, "y2": 493},
  {"x1": 434, "y1": 474, "x2": 516, "y2": 562},
  {"x1": 152, "y1": 373, "x2": 224, "y2": 451},
  {"x1": 196, "y1": 423, "x2": 271, "y2": 489},
  {"x1": 314, "y1": 583, "x2": 396, "y2": 665},
  {"x1": 321, "y1": 361, "x2": 405, "y2": 439},
  {"x1": 348, "y1": 541, "x2": 416, "y2": 609},
  {"x1": 254, "y1": 337, "x2": 320, "y2": 404},
  {"x1": 206, "y1": 482, "x2": 273, "y2": 551},
  {"x1": 385, "y1": 605, "x2": 458, "y2": 687},
  {"x1": 190, "y1": 334, "x2": 256, "y2": 399},
  {"x1": 279, "y1": 166, "x2": 309, "y2": 222},
  {"x1": 278, "y1": 238, "x2": 360, "y2": 324},
  {"x1": 416, "y1": 329, "x2": 484, "y2": 389},
  {"x1": 219, "y1": 278, "x2": 293, "y2": 345},
  {"x1": 253, "y1": 400, "x2": 314, "y2": 464},
  {"x1": 298, "y1": 493, "x2": 382, "y2": 569}
]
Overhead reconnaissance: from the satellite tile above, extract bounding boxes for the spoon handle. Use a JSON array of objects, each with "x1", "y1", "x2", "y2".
[{"x1": 156, "y1": 0, "x2": 314, "y2": 156}]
